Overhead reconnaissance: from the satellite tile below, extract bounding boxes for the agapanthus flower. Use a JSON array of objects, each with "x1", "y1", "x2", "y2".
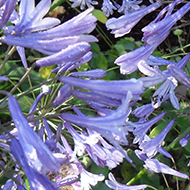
[
  {"x1": 106, "y1": 2, "x2": 161, "y2": 38},
  {"x1": 0, "y1": 0, "x2": 17, "y2": 28},
  {"x1": 144, "y1": 158, "x2": 188, "y2": 179},
  {"x1": 179, "y1": 133, "x2": 190, "y2": 147},
  {"x1": 101, "y1": 0, "x2": 117, "y2": 17},
  {"x1": 118, "y1": 0, "x2": 143, "y2": 14},
  {"x1": 11, "y1": 138, "x2": 59, "y2": 190},
  {"x1": 140, "y1": 120, "x2": 174, "y2": 158},
  {"x1": 168, "y1": 64, "x2": 190, "y2": 90},
  {"x1": 69, "y1": 0, "x2": 98, "y2": 10},
  {"x1": 61, "y1": 92, "x2": 135, "y2": 164},
  {"x1": 142, "y1": 1, "x2": 190, "y2": 45},
  {"x1": 8, "y1": 95, "x2": 64, "y2": 174},
  {"x1": 138, "y1": 60, "x2": 179, "y2": 109},
  {"x1": 1, "y1": 0, "x2": 97, "y2": 68},
  {"x1": 65, "y1": 122, "x2": 124, "y2": 168},
  {"x1": 129, "y1": 112, "x2": 165, "y2": 144},
  {"x1": 105, "y1": 172, "x2": 147, "y2": 190},
  {"x1": 60, "y1": 76, "x2": 144, "y2": 104},
  {"x1": 53, "y1": 84, "x2": 72, "y2": 107},
  {"x1": 135, "y1": 150, "x2": 188, "y2": 178},
  {"x1": 27, "y1": 85, "x2": 50, "y2": 120},
  {"x1": 114, "y1": 1, "x2": 190, "y2": 74}
]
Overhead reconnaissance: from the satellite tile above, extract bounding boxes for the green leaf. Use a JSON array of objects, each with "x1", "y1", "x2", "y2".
[
  {"x1": 39, "y1": 66, "x2": 55, "y2": 79},
  {"x1": 91, "y1": 42, "x2": 100, "y2": 54},
  {"x1": 97, "y1": 53, "x2": 108, "y2": 70},
  {"x1": 76, "y1": 62, "x2": 89, "y2": 72},
  {"x1": 149, "y1": 121, "x2": 168, "y2": 138},
  {"x1": 50, "y1": 0, "x2": 66, "y2": 11},
  {"x1": 114, "y1": 44, "x2": 126, "y2": 56},
  {"x1": 92, "y1": 9, "x2": 107, "y2": 24}
]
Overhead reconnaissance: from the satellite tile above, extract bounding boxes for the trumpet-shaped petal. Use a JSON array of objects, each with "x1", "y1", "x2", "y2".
[
  {"x1": 53, "y1": 84, "x2": 72, "y2": 107},
  {"x1": 168, "y1": 64, "x2": 190, "y2": 90},
  {"x1": 60, "y1": 76, "x2": 144, "y2": 99},
  {"x1": 142, "y1": 2, "x2": 190, "y2": 45},
  {"x1": 62, "y1": 92, "x2": 134, "y2": 164},
  {"x1": 0, "y1": 0, "x2": 17, "y2": 28},
  {"x1": 23, "y1": 8, "x2": 97, "y2": 40},
  {"x1": 131, "y1": 112, "x2": 165, "y2": 144},
  {"x1": 144, "y1": 158, "x2": 189, "y2": 179},
  {"x1": 8, "y1": 95, "x2": 62, "y2": 174},
  {"x1": 70, "y1": 69, "x2": 107, "y2": 79},
  {"x1": 35, "y1": 42, "x2": 91, "y2": 67},
  {"x1": 5, "y1": 0, "x2": 60, "y2": 35},
  {"x1": 179, "y1": 133, "x2": 190, "y2": 147},
  {"x1": 105, "y1": 173, "x2": 147, "y2": 190},
  {"x1": 106, "y1": 2, "x2": 161, "y2": 38},
  {"x1": 140, "y1": 120, "x2": 174, "y2": 158},
  {"x1": 11, "y1": 138, "x2": 59, "y2": 190}
]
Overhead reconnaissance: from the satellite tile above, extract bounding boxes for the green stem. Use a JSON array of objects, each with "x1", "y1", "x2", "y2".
[{"x1": 0, "y1": 46, "x2": 16, "y2": 76}]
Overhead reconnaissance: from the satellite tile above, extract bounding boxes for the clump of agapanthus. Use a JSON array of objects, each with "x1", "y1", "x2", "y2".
[
  {"x1": 1, "y1": 0, "x2": 97, "y2": 68},
  {"x1": 113, "y1": 0, "x2": 190, "y2": 74}
]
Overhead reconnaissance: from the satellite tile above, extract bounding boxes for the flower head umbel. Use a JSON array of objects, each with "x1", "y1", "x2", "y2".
[{"x1": 1, "y1": 0, "x2": 97, "y2": 68}]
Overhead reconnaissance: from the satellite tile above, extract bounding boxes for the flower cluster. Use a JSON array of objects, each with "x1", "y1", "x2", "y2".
[{"x1": 0, "y1": 0, "x2": 190, "y2": 190}]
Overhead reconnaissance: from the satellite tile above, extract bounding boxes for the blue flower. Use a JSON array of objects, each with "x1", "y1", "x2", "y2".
[
  {"x1": 101, "y1": 0, "x2": 117, "y2": 17},
  {"x1": 144, "y1": 158, "x2": 188, "y2": 179},
  {"x1": 179, "y1": 133, "x2": 190, "y2": 147},
  {"x1": 142, "y1": 1, "x2": 190, "y2": 45},
  {"x1": 168, "y1": 64, "x2": 190, "y2": 90},
  {"x1": 130, "y1": 112, "x2": 165, "y2": 144},
  {"x1": 60, "y1": 76, "x2": 144, "y2": 102},
  {"x1": 105, "y1": 172, "x2": 147, "y2": 190},
  {"x1": 65, "y1": 122, "x2": 124, "y2": 168},
  {"x1": 1, "y1": 1, "x2": 97, "y2": 67},
  {"x1": 138, "y1": 60, "x2": 179, "y2": 109},
  {"x1": 53, "y1": 84, "x2": 72, "y2": 107},
  {"x1": 0, "y1": 0, "x2": 17, "y2": 28},
  {"x1": 118, "y1": 0, "x2": 143, "y2": 14},
  {"x1": 10, "y1": 138, "x2": 59, "y2": 190},
  {"x1": 69, "y1": 0, "x2": 98, "y2": 10},
  {"x1": 61, "y1": 92, "x2": 135, "y2": 164},
  {"x1": 114, "y1": 1, "x2": 190, "y2": 74},
  {"x1": 140, "y1": 120, "x2": 174, "y2": 158},
  {"x1": 8, "y1": 95, "x2": 63, "y2": 174},
  {"x1": 106, "y1": 2, "x2": 161, "y2": 38}
]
